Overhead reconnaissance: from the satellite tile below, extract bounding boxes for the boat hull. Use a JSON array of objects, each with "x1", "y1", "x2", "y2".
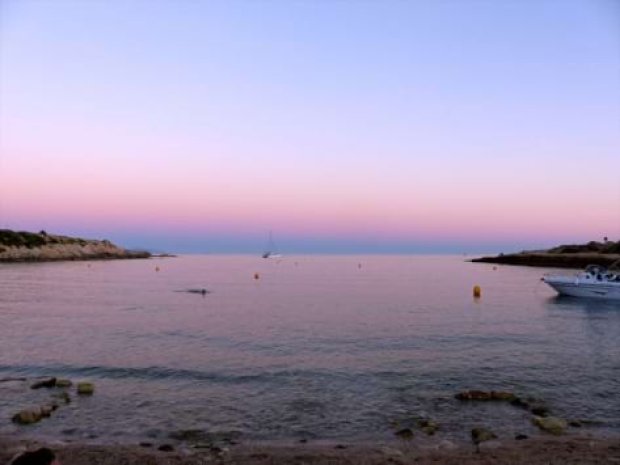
[{"x1": 544, "y1": 278, "x2": 620, "y2": 300}]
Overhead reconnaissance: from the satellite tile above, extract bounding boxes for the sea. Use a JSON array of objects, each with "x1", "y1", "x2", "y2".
[{"x1": 1, "y1": 255, "x2": 619, "y2": 445}]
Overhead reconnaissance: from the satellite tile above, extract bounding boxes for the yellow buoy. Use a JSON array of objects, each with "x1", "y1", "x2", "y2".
[
  {"x1": 254, "y1": 272, "x2": 260, "y2": 280},
  {"x1": 473, "y1": 285, "x2": 481, "y2": 298}
]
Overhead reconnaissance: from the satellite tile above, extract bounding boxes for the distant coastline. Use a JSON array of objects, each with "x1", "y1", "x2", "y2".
[
  {"x1": 0, "y1": 229, "x2": 151, "y2": 263},
  {"x1": 472, "y1": 240, "x2": 620, "y2": 268}
]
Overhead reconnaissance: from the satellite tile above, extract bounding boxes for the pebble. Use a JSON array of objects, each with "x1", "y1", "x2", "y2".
[
  {"x1": 436, "y1": 439, "x2": 457, "y2": 451},
  {"x1": 380, "y1": 446, "x2": 404, "y2": 457},
  {"x1": 395, "y1": 428, "x2": 414, "y2": 439},
  {"x1": 77, "y1": 382, "x2": 95, "y2": 395},
  {"x1": 533, "y1": 416, "x2": 567, "y2": 435},
  {"x1": 55, "y1": 379, "x2": 72, "y2": 388}
]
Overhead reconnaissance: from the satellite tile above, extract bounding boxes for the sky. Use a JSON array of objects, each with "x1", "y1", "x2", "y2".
[{"x1": 0, "y1": 0, "x2": 619, "y2": 253}]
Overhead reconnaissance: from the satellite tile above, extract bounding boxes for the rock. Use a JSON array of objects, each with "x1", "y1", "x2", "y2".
[
  {"x1": 515, "y1": 434, "x2": 529, "y2": 440},
  {"x1": 380, "y1": 446, "x2": 404, "y2": 457},
  {"x1": 52, "y1": 391, "x2": 71, "y2": 404},
  {"x1": 12, "y1": 408, "x2": 42, "y2": 424},
  {"x1": 533, "y1": 416, "x2": 567, "y2": 435},
  {"x1": 335, "y1": 444, "x2": 347, "y2": 449},
  {"x1": 456, "y1": 390, "x2": 491, "y2": 401},
  {"x1": 471, "y1": 242, "x2": 620, "y2": 269},
  {"x1": 0, "y1": 230, "x2": 152, "y2": 263},
  {"x1": 394, "y1": 428, "x2": 414, "y2": 439},
  {"x1": 39, "y1": 405, "x2": 55, "y2": 417},
  {"x1": 31, "y1": 378, "x2": 56, "y2": 389},
  {"x1": 192, "y1": 443, "x2": 213, "y2": 449},
  {"x1": 77, "y1": 382, "x2": 94, "y2": 395},
  {"x1": 158, "y1": 444, "x2": 174, "y2": 452},
  {"x1": 479, "y1": 440, "x2": 502, "y2": 451},
  {"x1": 530, "y1": 405, "x2": 550, "y2": 417},
  {"x1": 456, "y1": 390, "x2": 516, "y2": 402},
  {"x1": 569, "y1": 420, "x2": 582, "y2": 427},
  {"x1": 417, "y1": 419, "x2": 439, "y2": 435},
  {"x1": 421, "y1": 426, "x2": 437, "y2": 435},
  {"x1": 0, "y1": 377, "x2": 27, "y2": 383},
  {"x1": 168, "y1": 429, "x2": 208, "y2": 442},
  {"x1": 55, "y1": 379, "x2": 72, "y2": 388},
  {"x1": 510, "y1": 398, "x2": 530, "y2": 409},
  {"x1": 212, "y1": 446, "x2": 229, "y2": 456},
  {"x1": 139, "y1": 442, "x2": 153, "y2": 448},
  {"x1": 491, "y1": 391, "x2": 517, "y2": 401},
  {"x1": 471, "y1": 427, "x2": 497, "y2": 449},
  {"x1": 436, "y1": 440, "x2": 457, "y2": 451}
]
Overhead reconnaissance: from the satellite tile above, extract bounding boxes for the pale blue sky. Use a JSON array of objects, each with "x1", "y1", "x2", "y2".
[{"x1": 1, "y1": 0, "x2": 619, "y2": 253}]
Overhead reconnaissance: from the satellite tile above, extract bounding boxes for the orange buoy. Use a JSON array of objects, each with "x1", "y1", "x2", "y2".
[
  {"x1": 254, "y1": 272, "x2": 260, "y2": 280},
  {"x1": 473, "y1": 285, "x2": 481, "y2": 298},
  {"x1": 155, "y1": 266, "x2": 160, "y2": 272}
]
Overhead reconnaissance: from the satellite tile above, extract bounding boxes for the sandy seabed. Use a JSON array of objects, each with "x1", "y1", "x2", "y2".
[{"x1": 2, "y1": 435, "x2": 620, "y2": 465}]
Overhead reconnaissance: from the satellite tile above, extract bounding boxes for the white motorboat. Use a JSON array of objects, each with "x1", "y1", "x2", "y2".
[{"x1": 543, "y1": 261, "x2": 620, "y2": 300}]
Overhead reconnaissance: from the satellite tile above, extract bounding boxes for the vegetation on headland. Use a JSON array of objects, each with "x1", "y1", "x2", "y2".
[
  {"x1": 0, "y1": 229, "x2": 150, "y2": 262},
  {"x1": 472, "y1": 240, "x2": 620, "y2": 268}
]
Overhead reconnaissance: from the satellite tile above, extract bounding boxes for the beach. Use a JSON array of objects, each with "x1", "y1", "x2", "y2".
[{"x1": 2, "y1": 435, "x2": 620, "y2": 464}]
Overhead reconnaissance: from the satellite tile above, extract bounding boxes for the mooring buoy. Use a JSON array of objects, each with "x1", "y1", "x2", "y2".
[{"x1": 473, "y1": 285, "x2": 481, "y2": 298}]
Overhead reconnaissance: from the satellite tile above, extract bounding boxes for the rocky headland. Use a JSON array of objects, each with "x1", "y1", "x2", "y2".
[
  {"x1": 0, "y1": 229, "x2": 150, "y2": 263},
  {"x1": 472, "y1": 240, "x2": 620, "y2": 268}
]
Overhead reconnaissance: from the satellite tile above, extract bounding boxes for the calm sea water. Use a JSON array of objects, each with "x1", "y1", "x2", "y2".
[{"x1": 1, "y1": 255, "x2": 619, "y2": 445}]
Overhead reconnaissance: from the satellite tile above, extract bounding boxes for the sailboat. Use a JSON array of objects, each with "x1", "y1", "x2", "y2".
[{"x1": 262, "y1": 231, "x2": 282, "y2": 259}]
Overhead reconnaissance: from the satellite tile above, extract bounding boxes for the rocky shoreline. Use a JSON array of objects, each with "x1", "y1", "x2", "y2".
[
  {"x1": 0, "y1": 230, "x2": 150, "y2": 263},
  {"x1": 471, "y1": 240, "x2": 620, "y2": 268},
  {"x1": 3, "y1": 376, "x2": 614, "y2": 464},
  {"x1": 2, "y1": 435, "x2": 619, "y2": 465}
]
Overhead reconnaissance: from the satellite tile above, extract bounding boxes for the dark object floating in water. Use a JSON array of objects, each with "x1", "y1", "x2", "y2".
[{"x1": 176, "y1": 288, "x2": 210, "y2": 295}]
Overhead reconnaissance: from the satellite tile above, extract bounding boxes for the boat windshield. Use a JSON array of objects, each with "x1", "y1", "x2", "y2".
[
  {"x1": 608, "y1": 259, "x2": 620, "y2": 273},
  {"x1": 584, "y1": 265, "x2": 606, "y2": 275}
]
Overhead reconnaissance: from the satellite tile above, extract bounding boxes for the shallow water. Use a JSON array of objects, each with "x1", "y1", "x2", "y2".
[{"x1": 1, "y1": 255, "x2": 619, "y2": 444}]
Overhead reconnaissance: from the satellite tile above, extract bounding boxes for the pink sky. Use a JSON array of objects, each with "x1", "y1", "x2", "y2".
[{"x1": 1, "y1": 1, "x2": 619, "y2": 252}]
